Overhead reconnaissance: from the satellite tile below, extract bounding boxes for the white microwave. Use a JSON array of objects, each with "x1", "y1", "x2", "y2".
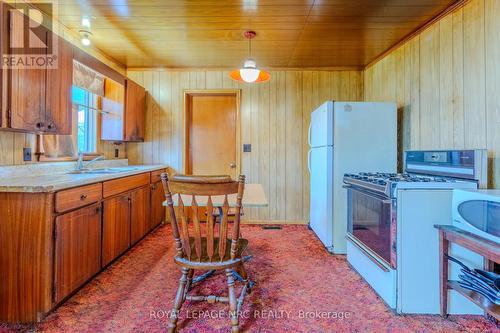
[{"x1": 452, "y1": 189, "x2": 500, "y2": 244}]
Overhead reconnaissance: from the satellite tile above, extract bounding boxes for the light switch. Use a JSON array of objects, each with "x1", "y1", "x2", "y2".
[{"x1": 243, "y1": 144, "x2": 251, "y2": 152}]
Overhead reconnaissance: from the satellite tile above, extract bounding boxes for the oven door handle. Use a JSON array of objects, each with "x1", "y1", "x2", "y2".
[{"x1": 343, "y1": 184, "x2": 392, "y2": 203}]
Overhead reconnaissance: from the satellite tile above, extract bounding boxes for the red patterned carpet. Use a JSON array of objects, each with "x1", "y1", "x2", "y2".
[{"x1": 1, "y1": 225, "x2": 497, "y2": 333}]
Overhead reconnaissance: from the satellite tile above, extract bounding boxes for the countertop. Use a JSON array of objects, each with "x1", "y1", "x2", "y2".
[{"x1": 0, "y1": 161, "x2": 168, "y2": 193}]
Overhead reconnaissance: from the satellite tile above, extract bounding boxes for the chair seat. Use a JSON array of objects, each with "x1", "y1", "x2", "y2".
[{"x1": 174, "y1": 237, "x2": 248, "y2": 269}]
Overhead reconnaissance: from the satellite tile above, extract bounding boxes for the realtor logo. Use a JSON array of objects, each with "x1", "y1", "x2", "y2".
[{"x1": 2, "y1": 1, "x2": 58, "y2": 69}]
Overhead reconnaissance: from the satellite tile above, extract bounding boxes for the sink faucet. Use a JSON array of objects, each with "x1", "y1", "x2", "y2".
[{"x1": 75, "y1": 153, "x2": 104, "y2": 171}]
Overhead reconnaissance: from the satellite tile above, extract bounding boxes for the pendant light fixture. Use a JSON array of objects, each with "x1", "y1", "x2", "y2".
[{"x1": 230, "y1": 31, "x2": 270, "y2": 83}]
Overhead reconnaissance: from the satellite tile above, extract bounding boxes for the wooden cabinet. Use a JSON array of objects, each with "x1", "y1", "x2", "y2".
[
  {"x1": 102, "y1": 194, "x2": 131, "y2": 267},
  {"x1": 55, "y1": 183, "x2": 102, "y2": 213},
  {"x1": 103, "y1": 172, "x2": 149, "y2": 198},
  {"x1": 54, "y1": 204, "x2": 102, "y2": 303},
  {"x1": 8, "y1": 8, "x2": 47, "y2": 132},
  {"x1": 150, "y1": 181, "x2": 165, "y2": 230},
  {"x1": 45, "y1": 36, "x2": 73, "y2": 134},
  {"x1": 124, "y1": 79, "x2": 146, "y2": 141},
  {"x1": 101, "y1": 78, "x2": 145, "y2": 142},
  {"x1": 130, "y1": 186, "x2": 150, "y2": 245},
  {"x1": 0, "y1": 169, "x2": 166, "y2": 323},
  {"x1": 6, "y1": 8, "x2": 72, "y2": 134}
]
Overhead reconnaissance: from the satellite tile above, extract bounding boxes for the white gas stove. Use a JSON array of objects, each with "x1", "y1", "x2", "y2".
[{"x1": 343, "y1": 149, "x2": 488, "y2": 314}]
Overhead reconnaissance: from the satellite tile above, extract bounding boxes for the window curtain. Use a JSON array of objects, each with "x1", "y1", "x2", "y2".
[{"x1": 73, "y1": 60, "x2": 105, "y2": 96}]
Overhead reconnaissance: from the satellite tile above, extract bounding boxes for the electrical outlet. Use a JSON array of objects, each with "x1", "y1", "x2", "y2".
[
  {"x1": 114, "y1": 148, "x2": 119, "y2": 158},
  {"x1": 243, "y1": 144, "x2": 251, "y2": 152},
  {"x1": 23, "y1": 148, "x2": 32, "y2": 161}
]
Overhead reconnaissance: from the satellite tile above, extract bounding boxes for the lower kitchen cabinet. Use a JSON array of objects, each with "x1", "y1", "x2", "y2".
[
  {"x1": 102, "y1": 194, "x2": 131, "y2": 267},
  {"x1": 0, "y1": 169, "x2": 166, "y2": 323},
  {"x1": 54, "y1": 203, "x2": 102, "y2": 303},
  {"x1": 130, "y1": 186, "x2": 151, "y2": 245},
  {"x1": 150, "y1": 181, "x2": 165, "y2": 230}
]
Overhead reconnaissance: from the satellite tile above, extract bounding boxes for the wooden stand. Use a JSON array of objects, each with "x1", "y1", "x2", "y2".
[{"x1": 435, "y1": 225, "x2": 500, "y2": 320}]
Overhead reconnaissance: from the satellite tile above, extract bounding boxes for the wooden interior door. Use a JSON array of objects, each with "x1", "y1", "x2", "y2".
[
  {"x1": 102, "y1": 194, "x2": 130, "y2": 266},
  {"x1": 186, "y1": 92, "x2": 238, "y2": 178},
  {"x1": 54, "y1": 204, "x2": 101, "y2": 303}
]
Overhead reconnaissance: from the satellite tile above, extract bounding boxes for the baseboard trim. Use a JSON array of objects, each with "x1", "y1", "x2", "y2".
[{"x1": 242, "y1": 220, "x2": 308, "y2": 225}]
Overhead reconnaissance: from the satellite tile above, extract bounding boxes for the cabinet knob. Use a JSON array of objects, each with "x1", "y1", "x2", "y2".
[
  {"x1": 47, "y1": 123, "x2": 54, "y2": 130},
  {"x1": 80, "y1": 194, "x2": 88, "y2": 201},
  {"x1": 95, "y1": 206, "x2": 101, "y2": 214},
  {"x1": 35, "y1": 122, "x2": 44, "y2": 129}
]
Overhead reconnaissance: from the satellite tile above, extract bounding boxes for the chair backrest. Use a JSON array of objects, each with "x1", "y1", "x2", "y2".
[{"x1": 161, "y1": 174, "x2": 245, "y2": 262}]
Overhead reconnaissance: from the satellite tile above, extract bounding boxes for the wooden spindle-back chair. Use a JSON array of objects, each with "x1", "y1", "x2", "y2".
[{"x1": 161, "y1": 173, "x2": 252, "y2": 333}]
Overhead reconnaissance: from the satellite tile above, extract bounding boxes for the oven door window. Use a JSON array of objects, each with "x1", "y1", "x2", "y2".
[{"x1": 348, "y1": 189, "x2": 393, "y2": 265}]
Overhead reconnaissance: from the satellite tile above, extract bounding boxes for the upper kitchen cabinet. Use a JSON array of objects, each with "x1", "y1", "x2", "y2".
[
  {"x1": 44, "y1": 36, "x2": 73, "y2": 134},
  {"x1": 123, "y1": 79, "x2": 145, "y2": 141},
  {"x1": 101, "y1": 78, "x2": 145, "y2": 142},
  {"x1": 5, "y1": 5, "x2": 72, "y2": 134}
]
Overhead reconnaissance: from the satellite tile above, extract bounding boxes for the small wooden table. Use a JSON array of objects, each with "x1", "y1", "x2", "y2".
[
  {"x1": 166, "y1": 183, "x2": 268, "y2": 209},
  {"x1": 435, "y1": 225, "x2": 500, "y2": 320}
]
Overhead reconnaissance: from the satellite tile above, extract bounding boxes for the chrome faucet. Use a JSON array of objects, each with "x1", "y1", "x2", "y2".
[{"x1": 75, "y1": 153, "x2": 104, "y2": 171}]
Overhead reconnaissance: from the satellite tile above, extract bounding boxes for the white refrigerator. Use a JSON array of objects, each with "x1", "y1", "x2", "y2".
[{"x1": 308, "y1": 101, "x2": 397, "y2": 254}]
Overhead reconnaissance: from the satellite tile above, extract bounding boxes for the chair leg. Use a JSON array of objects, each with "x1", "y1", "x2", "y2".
[
  {"x1": 184, "y1": 269, "x2": 194, "y2": 299},
  {"x1": 168, "y1": 267, "x2": 189, "y2": 333},
  {"x1": 237, "y1": 263, "x2": 252, "y2": 293},
  {"x1": 226, "y1": 269, "x2": 239, "y2": 333}
]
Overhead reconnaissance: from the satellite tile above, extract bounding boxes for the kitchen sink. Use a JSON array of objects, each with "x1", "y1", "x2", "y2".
[{"x1": 67, "y1": 167, "x2": 140, "y2": 174}]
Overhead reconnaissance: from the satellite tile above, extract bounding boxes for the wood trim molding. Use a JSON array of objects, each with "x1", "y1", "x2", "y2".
[
  {"x1": 242, "y1": 220, "x2": 308, "y2": 225},
  {"x1": 182, "y1": 89, "x2": 241, "y2": 177},
  {"x1": 365, "y1": 0, "x2": 471, "y2": 70},
  {"x1": 127, "y1": 66, "x2": 363, "y2": 72},
  {"x1": 73, "y1": 47, "x2": 126, "y2": 85}
]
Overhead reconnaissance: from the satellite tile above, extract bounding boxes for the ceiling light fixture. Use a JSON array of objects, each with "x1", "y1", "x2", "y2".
[
  {"x1": 80, "y1": 17, "x2": 93, "y2": 46},
  {"x1": 229, "y1": 31, "x2": 270, "y2": 83},
  {"x1": 80, "y1": 30, "x2": 93, "y2": 46}
]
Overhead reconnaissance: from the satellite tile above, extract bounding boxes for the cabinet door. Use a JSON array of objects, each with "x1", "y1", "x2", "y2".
[
  {"x1": 8, "y1": 9, "x2": 46, "y2": 131},
  {"x1": 45, "y1": 36, "x2": 73, "y2": 134},
  {"x1": 102, "y1": 194, "x2": 130, "y2": 267},
  {"x1": 150, "y1": 182, "x2": 165, "y2": 230},
  {"x1": 130, "y1": 186, "x2": 150, "y2": 245},
  {"x1": 101, "y1": 79, "x2": 125, "y2": 141},
  {"x1": 124, "y1": 79, "x2": 145, "y2": 141},
  {"x1": 54, "y1": 203, "x2": 102, "y2": 303}
]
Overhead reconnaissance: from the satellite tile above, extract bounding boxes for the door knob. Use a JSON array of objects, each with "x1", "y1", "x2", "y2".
[{"x1": 229, "y1": 163, "x2": 236, "y2": 169}]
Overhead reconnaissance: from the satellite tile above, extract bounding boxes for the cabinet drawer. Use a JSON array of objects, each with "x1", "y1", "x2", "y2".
[
  {"x1": 103, "y1": 173, "x2": 150, "y2": 198},
  {"x1": 150, "y1": 169, "x2": 166, "y2": 183},
  {"x1": 55, "y1": 183, "x2": 102, "y2": 213}
]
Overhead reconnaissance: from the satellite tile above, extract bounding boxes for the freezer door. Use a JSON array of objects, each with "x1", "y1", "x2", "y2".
[
  {"x1": 309, "y1": 101, "x2": 334, "y2": 148},
  {"x1": 309, "y1": 146, "x2": 334, "y2": 248}
]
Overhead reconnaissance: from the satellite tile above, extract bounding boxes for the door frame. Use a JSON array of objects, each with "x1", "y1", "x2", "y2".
[{"x1": 182, "y1": 89, "x2": 241, "y2": 177}]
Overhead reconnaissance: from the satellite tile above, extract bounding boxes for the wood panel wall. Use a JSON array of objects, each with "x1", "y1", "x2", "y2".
[
  {"x1": 126, "y1": 69, "x2": 363, "y2": 223},
  {"x1": 0, "y1": 20, "x2": 126, "y2": 166},
  {"x1": 364, "y1": 0, "x2": 500, "y2": 188}
]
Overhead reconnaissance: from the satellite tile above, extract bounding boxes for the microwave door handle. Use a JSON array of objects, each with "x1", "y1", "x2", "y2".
[
  {"x1": 307, "y1": 150, "x2": 311, "y2": 173},
  {"x1": 308, "y1": 123, "x2": 312, "y2": 147}
]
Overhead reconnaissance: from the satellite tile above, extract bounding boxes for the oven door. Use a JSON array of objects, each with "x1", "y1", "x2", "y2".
[{"x1": 346, "y1": 186, "x2": 396, "y2": 268}]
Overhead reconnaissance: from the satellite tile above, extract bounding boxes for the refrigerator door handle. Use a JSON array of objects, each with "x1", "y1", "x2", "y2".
[
  {"x1": 307, "y1": 149, "x2": 312, "y2": 173},
  {"x1": 308, "y1": 123, "x2": 312, "y2": 147}
]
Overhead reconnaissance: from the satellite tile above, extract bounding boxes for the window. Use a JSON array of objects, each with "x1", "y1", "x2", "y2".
[{"x1": 72, "y1": 85, "x2": 98, "y2": 153}]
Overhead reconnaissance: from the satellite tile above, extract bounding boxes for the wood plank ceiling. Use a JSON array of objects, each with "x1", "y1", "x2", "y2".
[{"x1": 55, "y1": 0, "x2": 457, "y2": 69}]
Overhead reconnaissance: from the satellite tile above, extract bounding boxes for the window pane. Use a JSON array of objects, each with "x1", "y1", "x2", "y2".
[{"x1": 73, "y1": 85, "x2": 98, "y2": 153}]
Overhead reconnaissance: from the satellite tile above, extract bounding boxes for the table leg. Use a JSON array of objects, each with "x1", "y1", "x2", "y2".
[{"x1": 439, "y1": 230, "x2": 449, "y2": 318}]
